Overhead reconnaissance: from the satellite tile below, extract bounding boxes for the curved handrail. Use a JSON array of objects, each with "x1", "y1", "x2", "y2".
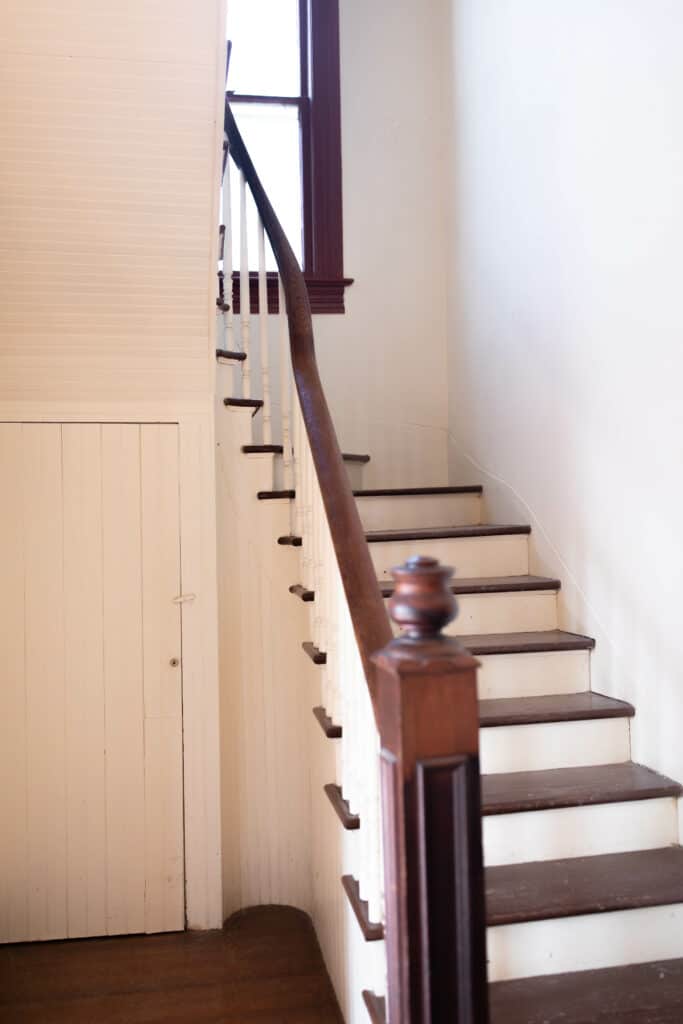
[{"x1": 224, "y1": 99, "x2": 392, "y2": 689}]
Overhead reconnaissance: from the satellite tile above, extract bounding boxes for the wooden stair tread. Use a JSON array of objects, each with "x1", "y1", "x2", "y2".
[
  {"x1": 241, "y1": 445, "x2": 367, "y2": 463},
  {"x1": 353, "y1": 485, "x2": 482, "y2": 497},
  {"x1": 361, "y1": 991, "x2": 386, "y2": 1023},
  {"x1": 291, "y1": 575, "x2": 561, "y2": 604},
  {"x1": 324, "y1": 784, "x2": 359, "y2": 830},
  {"x1": 280, "y1": 526, "x2": 535, "y2": 548},
  {"x1": 242, "y1": 444, "x2": 283, "y2": 454},
  {"x1": 261, "y1": 485, "x2": 484, "y2": 500},
  {"x1": 216, "y1": 348, "x2": 246, "y2": 361},
  {"x1": 486, "y1": 847, "x2": 683, "y2": 926},
  {"x1": 366, "y1": 523, "x2": 531, "y2": 543},
  {"x1": 277, "y1": 535, "x2": 302, "y2": 546},
  {"x1": 482, "y1": 762, "x2": 681, "y2": 816},
  {"x1": 312, "y1": 706, "x2": 341, "y2": 738},
  {"x1": 341, "y1": 452, "x2": 370, "y2": 463},
  {"x1": 223, "y1": 397, "x2": 263, "y2": 412},
  {"x1": 257, "y1": 490, "x2": 295, "y2": 500},
  {"x1": 479, "y1": 691, "x2": 633, "y2": 728},
  {"x1": 460, "y1": 629, "x2": 595, "y2": 655},
  {"x1": 380, "y1": 574, "x2": 560, "y2": 597},
  {"x1": 341, "y1": 876, "x2": 384, "y2": 941},
  {"x1": 490, "y1": 957, "x2": 683, "y2": 1023},
  {"x1": 302, "y1": 641, "x2": 326, "y2": 665}
]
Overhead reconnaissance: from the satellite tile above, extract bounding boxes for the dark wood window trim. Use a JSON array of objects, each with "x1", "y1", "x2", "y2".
[
  {"x1": 231, "y1": 272, "x2": 353, "y2": 316},
  {"x1": 227, "y1": 0, "x2": 350, "y2": 315}
]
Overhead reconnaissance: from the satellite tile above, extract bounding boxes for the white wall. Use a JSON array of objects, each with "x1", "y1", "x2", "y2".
[
  {"x1": 447, "y1": 1, "x2": 683, "y2": 783},
  {"x1": 313, "y1": 0, "x2": 452, "y2": 487}
]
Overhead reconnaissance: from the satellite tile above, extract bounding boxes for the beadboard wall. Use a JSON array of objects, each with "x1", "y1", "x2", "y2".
[
  {"x1": 0, "y1": 0, "x2": 223, "y2": 403},
  {"x1": 0, "y1": 0, "x2": 227, "y2": 931}
]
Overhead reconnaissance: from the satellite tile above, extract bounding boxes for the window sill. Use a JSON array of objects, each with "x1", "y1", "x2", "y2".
[{"x1": 228, "y1": 272, "x2": 354, "y2": 315}]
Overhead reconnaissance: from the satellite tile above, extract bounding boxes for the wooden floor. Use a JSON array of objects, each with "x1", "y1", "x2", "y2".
[{"x1": 0, "y1": 907, "x2": 343, "y2": 1023}]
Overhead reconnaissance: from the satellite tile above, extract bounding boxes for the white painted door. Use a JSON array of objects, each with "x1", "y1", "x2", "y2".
[{"x1": 0, "y1": 424, "x2": 185, "y2": 942}]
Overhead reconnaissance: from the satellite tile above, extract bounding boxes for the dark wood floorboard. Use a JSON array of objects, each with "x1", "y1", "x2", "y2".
[{"x1": 0, "y1": 906, "x2": 343, "y2": 1024}]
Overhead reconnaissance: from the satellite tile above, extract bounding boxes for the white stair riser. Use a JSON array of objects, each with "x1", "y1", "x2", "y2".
[
  {"x1": 345, "y1": 462, "x2": 366, "y2": 491},
  {"x1": 369, "y1": 534, "x2": 529, "y2": 581},
  {"x1": 480, "y1": 718, "x2": 630, "y2": 775},
  {"x1": 222, "y1": 404, "x2": 256, "y2": 449},
  {"x1": 357, "y1": 493, "x2": 481, "y2": 531},
  {"x1": 216, "y1": 359, "x2": 242, "y2": 402},
  {"x1": 242, "y1": 452, "x2": 277, "y2": 493},
  {"x1": 488, "y1": 903, "x2": 683, "y2": 981},
  {"x1": 272, "y1": 455, "x2": 285, "y2": 490},
  {"x1": 452, "y1": 590, "x2": 557, "y2": 635},
  {"x1": 387, "y1": 590, "x2": 558, "y2": 636},
  {"x1": 484, "y1": 798, "x2": 679, "y2": 866},
  {"x1": 477, "y1": 650, "x2": 590, "y2": 700}
]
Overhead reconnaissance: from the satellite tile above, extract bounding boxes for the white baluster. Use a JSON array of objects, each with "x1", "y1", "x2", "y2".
[
  {"x1": 365, "y1": 691, "x2": 382, "y2": 925},
  {"x1": 293, "y1": 404, "x2": 305, "y2": 541},
  {"x1": 221, "y1": 163, "x2": 235, "y2": 358},
  {"x1": 279, "y1": 278, "x2": 293, "y2": 491},
  {"x1": 257, "y1": 220, "x2": 272, "y2": 444},
  {"x1": 372, "y1": 753, "x2": 385, "y2": 928},
  {"x1": 322, "y1": 521, "x2": 334, "y2": 718},
  {"x1": 290, "y1": 399, "x2": 300, "y2": 537},
  {"x1": 239, "y1": 171, "x2": 251, "y2": 398},
  {"x1": 340, "y1": 601, "x2": 357, "y2": 832},
  {"x1": 301, "y1": 412, "x2": 308, "y2": 545},
  {"x1": 304, "y1": 446, "x2": 314, "y2": 590},
  {"x1": 300, "y1": 431, "x2": 310, "y2": 585},
  {"x1": 314, "y1": 485, "x2": 325, "y2": 653}
]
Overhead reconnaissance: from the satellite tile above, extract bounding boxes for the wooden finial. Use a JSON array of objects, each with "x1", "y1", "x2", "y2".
[{"x1": 387, "y1": 555, "x2": 457, "y2": 640}]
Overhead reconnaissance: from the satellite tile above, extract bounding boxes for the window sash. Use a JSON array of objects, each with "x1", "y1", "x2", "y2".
[{"x1": 226, "y1": 0, "x2": 349, "y2": 314}]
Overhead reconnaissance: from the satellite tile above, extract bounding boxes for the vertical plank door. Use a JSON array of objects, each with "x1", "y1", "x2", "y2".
[{"x1": 0, "y1": 423, "x2": 184, "y2": 943}]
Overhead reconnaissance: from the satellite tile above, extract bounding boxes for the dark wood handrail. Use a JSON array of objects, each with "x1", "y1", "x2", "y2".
[{"x1": 224, "y1": 99, "x2": 393, "y2": 690}]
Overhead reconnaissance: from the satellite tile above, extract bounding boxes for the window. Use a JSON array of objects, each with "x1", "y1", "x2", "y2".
[{"x1": 227, "y1": 0, "x2": 350, "y2": 314}]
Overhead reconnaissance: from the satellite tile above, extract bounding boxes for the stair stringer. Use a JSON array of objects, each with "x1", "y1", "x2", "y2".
[
  {"x1": 216, "y1": 405, "x2": 386, "y2": 1021},
  {"x1": 216, "y1": 405, "x2": 313, "y2": 918},
  {"x1": 308, "y1": 695, "x2": 388, "y2": 1024}
]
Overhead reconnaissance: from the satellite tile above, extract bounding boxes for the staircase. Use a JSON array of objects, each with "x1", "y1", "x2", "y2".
[
  {"x1": 227, "y1": 414, "x2": 683, "y2": 1021},
  {"x1": 219, "y1": 103, "x2": 683, "y2": 1023}
]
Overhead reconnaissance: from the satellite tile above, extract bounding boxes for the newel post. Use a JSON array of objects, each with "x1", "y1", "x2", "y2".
[{"x1": 372, "y1": 556, "x2": 489, "y2": 1024}]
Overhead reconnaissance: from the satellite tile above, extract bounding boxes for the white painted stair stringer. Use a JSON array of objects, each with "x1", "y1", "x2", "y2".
[
  {"x1": 216, "y1": 406, "x2": 314, "y2": 919},
  {"x1": 308, "y1": 703, "x2": 387, "y2": 1024}
]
